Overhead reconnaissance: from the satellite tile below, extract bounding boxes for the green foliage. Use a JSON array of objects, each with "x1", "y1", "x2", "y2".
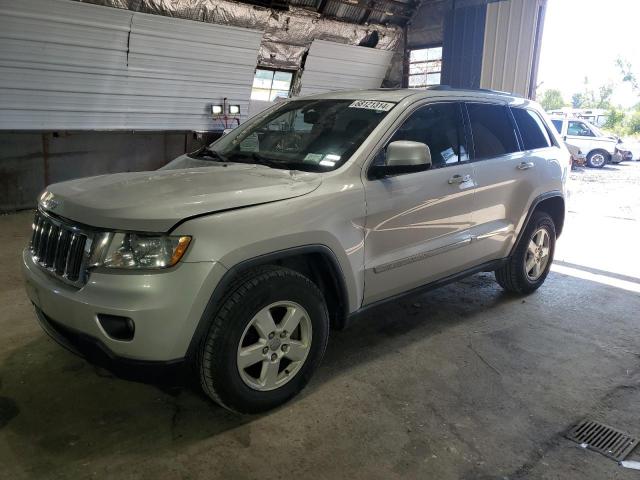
[
  {"x1": 572, "y1": 93, "x2": 586, "y2": 108},
  {"x1": 539, "y1": 89, "x2": 565, "y2": 110},
  {"x1": 617, "y1": 57, "x2": 639, "y2": 93},
  {"x1": 627, "y1": 110, "x2": 640, "y2": 135},
  {"x1": 570, "y1": 78, "x2": 613, "y2": 109},
  {"x1": 603, "y1": 107, "x2": 627, "y2": 135}
]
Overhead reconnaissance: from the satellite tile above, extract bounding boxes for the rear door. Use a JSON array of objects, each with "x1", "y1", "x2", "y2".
[
  {"x1": 362, "y1": 101, "x2": 476, "y2": 305},
  {"x1": 464, "y1": 102, "x2": 550, "y2": 263}
]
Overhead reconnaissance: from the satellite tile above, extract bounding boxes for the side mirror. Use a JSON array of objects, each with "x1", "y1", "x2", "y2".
[{"x1": 370, "y1": 141, "x2": 432, "y2": 179}]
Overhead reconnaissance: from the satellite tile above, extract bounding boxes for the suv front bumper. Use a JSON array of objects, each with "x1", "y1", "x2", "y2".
[{"x1": 22, "y1": 248, "x2": 227, "y2": 363}]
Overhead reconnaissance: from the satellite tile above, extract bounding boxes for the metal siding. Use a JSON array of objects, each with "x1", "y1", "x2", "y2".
[
  {"x1": 480, "y1": 0, "x2": 541, "y2": 97},
  {"x1": 441, "y1": 3, "x2": 486, "y2": 89},
  {"x1": 0, "y1": 0, "x2": 263, "y2": 130},
  {"x1": 298, "y1": 40, "x2": 394, "y2": 96}
]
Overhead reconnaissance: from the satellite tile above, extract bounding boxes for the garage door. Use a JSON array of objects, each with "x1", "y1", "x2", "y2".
[
  {"x1": 0, "y1": 0, "x2": 263, "y2": 130},
  {"x1": 298, "y1": 40, "x2": 394, "y2": 96}
]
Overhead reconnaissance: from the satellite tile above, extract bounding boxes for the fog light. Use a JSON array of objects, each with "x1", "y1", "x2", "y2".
[{"x1": 97, "y1": 314, "x2": 135, "y2": 341}]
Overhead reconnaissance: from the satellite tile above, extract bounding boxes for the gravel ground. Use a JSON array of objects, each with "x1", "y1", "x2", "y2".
[
  {"x1": 555, "y1": 159, "x2": 640, "y2": 281},
  {"x1": 567, "y1": 160, "x2": 640, "y2": 221}
]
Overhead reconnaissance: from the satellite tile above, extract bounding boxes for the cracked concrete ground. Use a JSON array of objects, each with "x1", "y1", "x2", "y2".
[{"x1": 1, "y1": 162, "x2": 639, "y2": 479}]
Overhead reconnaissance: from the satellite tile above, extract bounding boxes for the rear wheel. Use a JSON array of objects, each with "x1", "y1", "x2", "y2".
[
  {"x1": 197, "y1": 266, "x2": 329, "y2": 414},
  {"x1": 586, "y1": 149, "x2": 609, "y2": 168},
  {"x1": 495, "y1": 211, "x2": 556, "y2": 294}
]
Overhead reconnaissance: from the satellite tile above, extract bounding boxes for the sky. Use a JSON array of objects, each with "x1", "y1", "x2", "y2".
[{"x1": 537, "y1": 0, "x2": 640, "y2": 107}]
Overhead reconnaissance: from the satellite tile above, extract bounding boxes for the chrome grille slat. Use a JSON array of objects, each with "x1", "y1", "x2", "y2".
[{"x1": 29, "y1": 209, "x2": 92, "y2": 288}]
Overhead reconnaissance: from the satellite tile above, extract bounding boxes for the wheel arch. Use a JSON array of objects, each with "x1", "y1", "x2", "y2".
[
  {"x1": 587, "y1": 148, "x2": 611, "y2": 160},
  {"x1": 186, "y1": 245, "x2": 350, "y2": 360},
  {"x1": 510, "y1": 192, "x2": 565, "y2": 257}
]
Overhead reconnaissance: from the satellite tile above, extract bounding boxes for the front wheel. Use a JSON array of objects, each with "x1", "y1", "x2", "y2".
[
  {"x1": 495, "y1": 211, "x2": 556, "y2": 294},
  {"x1": 586, "y1": 149, "x2": 609, "y2": 168},
  {"x1": 197, "y1": 266, "x2": 329, "y2": 414}
]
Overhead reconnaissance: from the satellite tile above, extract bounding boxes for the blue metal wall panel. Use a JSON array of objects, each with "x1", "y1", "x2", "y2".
[{"x1": 441, "y1": 2, "x2": 487, "y2": 89}]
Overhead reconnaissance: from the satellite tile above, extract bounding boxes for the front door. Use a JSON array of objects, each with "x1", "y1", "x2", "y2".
[{"x1": 362, "y1": 102, "x2": 476, "y2": 305}]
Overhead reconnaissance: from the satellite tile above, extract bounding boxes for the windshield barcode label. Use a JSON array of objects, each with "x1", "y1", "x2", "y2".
[{"x1": 349, "y1": 100, "x2": 395, "y2": 111}]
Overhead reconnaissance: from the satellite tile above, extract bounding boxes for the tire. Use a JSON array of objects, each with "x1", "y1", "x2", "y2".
[
  {"x1": 197, "y1": 265, "x2": 329, "y2": 414},
  {"x1": 495, "y1": 211, "x2": 556, "y2": 294},
  {"x1": 586, "y1": 149, "x2": 609, "y2": 168}
]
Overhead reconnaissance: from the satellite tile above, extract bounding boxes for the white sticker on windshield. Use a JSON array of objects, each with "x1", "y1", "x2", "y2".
[
  {"x1": 303, "y1": 153, "x2": 323, "y2": 164},
  {"x1": 348, "y1": 100, "x2": 395, "y2": 112}
]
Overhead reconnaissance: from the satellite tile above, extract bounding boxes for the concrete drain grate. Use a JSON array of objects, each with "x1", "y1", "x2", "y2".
[{"x1": 566, "y1": 420, "x2": 638, "y2": 462}]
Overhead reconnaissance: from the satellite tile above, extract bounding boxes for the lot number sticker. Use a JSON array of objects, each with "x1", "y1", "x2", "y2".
[{"x1": 349, "y1": 100, "x2": 395, "y2": 112}]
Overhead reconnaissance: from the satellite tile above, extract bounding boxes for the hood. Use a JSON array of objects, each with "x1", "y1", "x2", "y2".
[{"x1": 41, "y1": 157, "x2": 322, "y2": 232}]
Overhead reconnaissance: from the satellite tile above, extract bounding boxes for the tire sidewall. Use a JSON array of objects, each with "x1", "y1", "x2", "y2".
[{"x1": 203, "y1": 271, "x2": 329, "y2": 413}]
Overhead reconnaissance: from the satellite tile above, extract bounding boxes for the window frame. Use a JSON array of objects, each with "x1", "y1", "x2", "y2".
[
  {"x1": 462, "y1": 101, "x2": 523, "y2": 162},
  {"x1": 365, "y1": 100, "x2": 472, "y2": 180},
  {"x1": 407, "y1": 45, "x2": 443, "y2": 89},
  {"x1": 250, "y1": 67, "x2": 295, "y2": 102}
]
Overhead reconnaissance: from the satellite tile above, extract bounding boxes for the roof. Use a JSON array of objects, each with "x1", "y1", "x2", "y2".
[
  {"x1": 297, "y1": 86, "x2": 524, "y2": 103},
  {"x1": 241, "y1": 0, "x2": 424, "y2": 26}
]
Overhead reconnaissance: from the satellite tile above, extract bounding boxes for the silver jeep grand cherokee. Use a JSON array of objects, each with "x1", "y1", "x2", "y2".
[{"x1": 23, "y1": 88, "x2": 568, "y2": 413}]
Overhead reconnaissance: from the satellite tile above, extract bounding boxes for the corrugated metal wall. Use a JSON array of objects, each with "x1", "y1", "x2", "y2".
[
  {"x1": 298, "y1": 40, "x2": 394, "y2": 96},
  {"x1": 480, "y1": 0, "x2": 544, "y2": 97},
  {"x1": 0, "y1": 0, "x2": 263, "y2": 130},
  {"x1": 441, "y1": 2, "x2": 486, "y2": 90}
]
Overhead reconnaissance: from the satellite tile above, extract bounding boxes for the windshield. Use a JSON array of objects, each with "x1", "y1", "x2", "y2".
[{"x1": 196, "y1": 99, "x2": 395, "y2": 172}]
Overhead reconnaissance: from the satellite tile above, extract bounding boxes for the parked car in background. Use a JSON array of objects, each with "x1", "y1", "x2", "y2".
[
  {"x1": 548, "y1": 108, "x2": 609, "y2": 127},
  {"x1": 621, "y1": 138, "x2": 640, "y2": 161},
  {"x1": 550, "y1": 115, "x2": 631, "y2": 168},
  {"x1": 565, "y1": 142, "x2": 586, "y2": 169}
]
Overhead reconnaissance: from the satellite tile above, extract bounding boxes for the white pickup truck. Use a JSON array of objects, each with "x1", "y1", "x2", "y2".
[{"x1": 549, "y1": 115, "x2": 630, "y2": 168}]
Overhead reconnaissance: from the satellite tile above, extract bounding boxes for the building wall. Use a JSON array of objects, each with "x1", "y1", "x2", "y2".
[
  {"x1": 439, "y1": 0, "x2": 545, "y2": 98},
  {"x1": 441, "y1": 3, "x2": 487, "y2": 90},
  {"x1": 0, "y1": 0, "x2": 262, "y2": 131},
  {"x1": 480, "y1": 0, "x2": 546, "y2": 97},
  {"x1": 0, "y1": 132, "x2": 206, "y2": 211}
]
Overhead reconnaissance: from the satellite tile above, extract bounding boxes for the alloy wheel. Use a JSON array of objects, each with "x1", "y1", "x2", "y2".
[
  {"x1": 590, "y1": 153, "x2": 606, "y2": 167},
  {"x1": 236, "y1": 301, "x2": 312, "y2": 391},
  {"x1": 524, "y1": 227, "x2": 551, "y2": 281}
]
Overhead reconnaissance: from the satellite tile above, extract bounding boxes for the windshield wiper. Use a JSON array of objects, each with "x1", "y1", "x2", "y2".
[
  {"x1": 232, "y1": 152, "x2": 294, "y2": 170},
  {"x1": 189, "y1": 146, "x2": 229, "y2": 162}
]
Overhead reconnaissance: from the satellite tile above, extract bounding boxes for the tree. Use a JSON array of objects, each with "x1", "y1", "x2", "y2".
[
  {"x1": 604, "y1": 106, "x2": 626, "y2": 134},
  {"x1": 627, "y1": 109, "x2": 640, "y2": 134},
  {"x1": 539, "y1": 89, "x2": 565, "y2": 110},
  {"x1": 572, "y1": 92, "x2": 586, "y2": 108},
  {"x1": 616, "y1": 57, "x2": 639, "y2": 94},
  {"x1": 570, "y1": 78, "x2": 613, "y2": 109}
]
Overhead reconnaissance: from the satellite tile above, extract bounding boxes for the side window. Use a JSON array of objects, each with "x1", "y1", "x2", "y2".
[
  {"x1": 567, "y1": 121, "x2": 594, "y2": 137},
  {"x1": 466, "y1": 103, "x2": 519, "y2": 160},
  {"x1": 511, "y1": 108, "x2": 551, "y2": 150},
  {"x1": 551, "y1": 119, "x2": 563, "y2": 134},
  {"x1": 376, "y1": 102, "x2": 469, "y2": 169}
]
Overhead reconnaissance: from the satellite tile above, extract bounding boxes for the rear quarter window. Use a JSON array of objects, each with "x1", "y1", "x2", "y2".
[
  {"x1": 512, "y1": 108, "x2": 552, "y2": 150},
  {"x1": 466, "y1": 103, "x2": 520, "y2": 160},
  {"x1": 551, "y1": 119, "x2": 563, "y2": 134}
]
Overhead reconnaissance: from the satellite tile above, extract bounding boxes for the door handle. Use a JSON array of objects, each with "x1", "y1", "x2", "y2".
[
  {"x1": 448, "y1": 174, "x2": 472, "y2": 184},
  {"x1": 517, "y1": 161, "x2": 535, "y2": 170}
]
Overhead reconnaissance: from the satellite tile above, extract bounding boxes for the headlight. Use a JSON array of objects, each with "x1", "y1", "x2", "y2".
[{"x1": 89, "y1": 232, "x2": 191, "y2": 269}]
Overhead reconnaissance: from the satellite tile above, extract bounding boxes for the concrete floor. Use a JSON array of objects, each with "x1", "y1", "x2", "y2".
[{"x1": 1, "y1": 162, "x2": 640, "y2": 479}]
